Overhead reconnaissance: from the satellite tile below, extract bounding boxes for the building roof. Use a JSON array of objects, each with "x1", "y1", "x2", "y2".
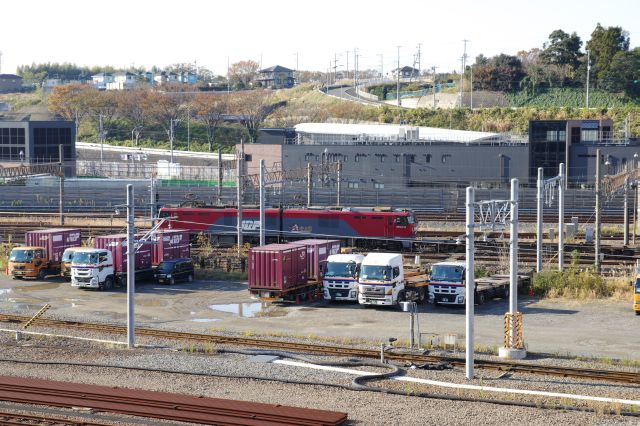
[
  {"x1": 0, "y1": 74, "x2": 22, "y2": 80},
  {"x1": 91, "y1": 73, "x2": 113, "y2": 78},
  {"x1": 294, "y1": 122, "x2": 503, "y2": 144},
  {"x1": 392, "y1": 66, "x2": 419, "y2": 73},
  {"x1": 259, "y1": 65, "x2": 294, "y2": 73},
  {"x1": 0, "y1": 111, "x2": 67, "y2": 122}
]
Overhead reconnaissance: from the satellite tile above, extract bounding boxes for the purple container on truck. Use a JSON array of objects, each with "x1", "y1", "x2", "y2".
[
  {"x1": 248, "y1": 244, "x2": 308, "y2": 291},
  {"x1": 151, "y1": 229, "x2": 190, "y2": 265},
  {"x1": 290, "y1": 239, "x2": 341, "y2": 280},
  {"x1": 93, "y1": 233, "x2": 152, "y2": 273},
  {"x1": 25, "y1": 228, "x2": 82, "y2": 264}
]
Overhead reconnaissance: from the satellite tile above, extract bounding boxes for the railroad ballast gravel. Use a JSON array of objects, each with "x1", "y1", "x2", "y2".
[{"x1": 0, "y1": 335, "x2": 638, "y2": 425}]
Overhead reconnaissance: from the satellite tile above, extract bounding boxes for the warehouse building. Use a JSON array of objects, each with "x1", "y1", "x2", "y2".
[
  {"x1": 0, "y1": 111, "x2": 76, "y2": 175},
  {"x1": 242, "y1": 120, "x2": 638, "y2": 187}
]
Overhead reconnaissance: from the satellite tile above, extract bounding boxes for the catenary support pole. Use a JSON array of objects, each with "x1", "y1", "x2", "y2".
[
  {"x1": 536, "y1": 167, "x2": 543, "y2": 272},
  {"x1": 624, "y1": 177, "x2": 629, "y2": 246},
  {"x1": 126, "y1": 184, "x2": 135, "y2": 349},
  {"x1": 465, "y1": 186, "x2": 475, "y2": 380},
  {"x1": 236, "y1": 155, "x2": 243, "y2": 256},
  {"x1": 509, "y1": 178, "x2": 519, "y2": 347},
  {"x1": 337, "y1": 161, "x2": 342, "y2": 206},
  {"x1": 558, "y1": 163, "x2": 565, "y2": 271},
  {"x1": 149, "y1": 175, "x2": 156, "y2": 219},
  {"x1": 595, "y1": 149, "x2": 601, "y2": 273},
  {"x1": 217, "y1": 148, "x2": 223, "y2": 204},
  {"x1": 307, "y1": 163, "x2": 312, "y2": 208},
  {"x1": 259, "y1": 159, "x2": 265, "y2": 246},
  {"x1": 58, "y1": 145, "x2": 64, "y2": 226}
]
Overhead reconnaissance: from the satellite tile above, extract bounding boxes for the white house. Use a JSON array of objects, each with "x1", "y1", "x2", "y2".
[
  {"x1": 91, "y1": 73, "x2": 114, "y2": 90},
  {"x1": 106, "y1": 72, "x2": 137, "y2": 90}
]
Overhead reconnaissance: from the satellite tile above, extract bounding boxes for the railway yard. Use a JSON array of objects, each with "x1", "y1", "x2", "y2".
[{"x1": 0, "y1": 207, "x2": 638, "y2": 425}]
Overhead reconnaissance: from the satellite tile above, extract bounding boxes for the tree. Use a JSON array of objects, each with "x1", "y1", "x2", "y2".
[
  {"x1": 48, "y1": 83, "x2": 96, "y2": 139},
  {"x1": 88, "y1": 91, "x2": 118, "y2": 145},
  {"x1": 600, "y1": 48, "x2": 640, "y2": 98},
  {"x1": 472, "y1": 54, "x2": 525, "y2": 92},
  {"x1": 228, "y1": 89, "x2": 273, "y2": 143},
  {"x1": 586, "y1": 23, "x2": 630, "y2": 86},
  {"x1": 540, "y1": 30, "x2": 583, "y2": 85},
  {"x1": 228, "y1": 60, "x2": 259, "y2": 90},
  {"x1": 116, "y1": 90, "x2": 150, "y2": 145},
  {"x1": 145, "y1": 91, "x2": 185, "y2": 145},
  {"x1": 191, "y1": 93, "x2": 227, "y2": 151}
]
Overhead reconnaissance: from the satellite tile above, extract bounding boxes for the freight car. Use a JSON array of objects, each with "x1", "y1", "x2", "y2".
[{"x1": 158, "y1": 206, "x2": 415, "y2": 250}]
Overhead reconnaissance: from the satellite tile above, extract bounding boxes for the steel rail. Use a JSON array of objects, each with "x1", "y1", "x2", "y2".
[
  {"x1": 1, "y1": 314, "x2": 637, "y2": 385},
  {"x1": 0, "y1": 410, "x2": 109, "y2": 426}
]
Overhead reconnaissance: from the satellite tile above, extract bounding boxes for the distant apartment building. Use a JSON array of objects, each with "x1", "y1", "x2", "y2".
[
  {"x1": 257, "y1": 65, "x2": 295, "y2": 89},
  {"x1": 0, "y1": 74, "x2": 23, "y2": 93}
]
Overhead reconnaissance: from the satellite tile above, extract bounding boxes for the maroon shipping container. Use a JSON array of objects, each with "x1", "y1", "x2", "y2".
[
  {"x1": 25, "y1": 228, "x2": 82, "y2": 264},
  {"x1": 93, "y1": 233, "x2": 152, "y2": 273},
  {"x1": 151, "y1": 229, "x2": 190, "y2": 265},
  {"x1": 290, "y1": 239, "x2": 341, "y2": 280},
  {"x1": 248, "y1": 244, "x2": 308, "y2": 291}
]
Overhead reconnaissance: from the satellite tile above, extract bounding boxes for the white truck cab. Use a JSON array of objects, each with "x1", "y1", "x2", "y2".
[
  {"x1": 358, "y1": 253, "x2": 405, "y2": 306},
  {"x1": 428, "y1": 261, "x2": 466, "y2": 305},
  {"x1": 323, "y1": 254, "x2": 364, "y2": 301},
  {"x1": 70, "y1": 248, "x2": 115, "y2": 291}
]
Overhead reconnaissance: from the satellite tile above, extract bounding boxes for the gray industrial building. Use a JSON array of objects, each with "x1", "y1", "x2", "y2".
[
  {"x1": 0, "y1": 111, "x2": 76, "y2": 175},
  {"x1": 243, "y1": 120, "x2": 638, "y2": 188}
]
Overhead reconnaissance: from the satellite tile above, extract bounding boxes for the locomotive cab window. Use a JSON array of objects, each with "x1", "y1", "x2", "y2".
[{"x1": 395, "y1": 217, "x2": 408, "y2": 226}]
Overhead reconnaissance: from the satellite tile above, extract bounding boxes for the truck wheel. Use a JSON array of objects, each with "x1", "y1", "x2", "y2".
[
  {"x1": 104, "y1": 277, "x2": 114, "y2": 291},
  {"x1": 477, "y1": 292, "x2": 486, "y2": 305},
  {"x1": 37, "y1": 269, "x2": 46, "y2": 280},
  {"x1": 417, "y1": 288, "x2": 426, "y2": 304}
]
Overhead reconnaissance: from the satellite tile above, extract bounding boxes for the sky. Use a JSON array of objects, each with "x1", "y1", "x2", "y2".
[{"x1": 1, "y1": 0, "x2": 638, "y2": 76}]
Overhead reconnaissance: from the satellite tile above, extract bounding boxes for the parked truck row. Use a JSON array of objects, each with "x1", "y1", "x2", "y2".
[{"x1": 7, "y1": 228, "x2": 191, "y2": 290}]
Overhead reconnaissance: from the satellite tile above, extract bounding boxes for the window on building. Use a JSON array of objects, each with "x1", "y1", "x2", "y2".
[
  {"x1": 394, "y1": 154, "x2": 400, "y2": 163},
  {"x1": 348, "y1": 182, "x2": 359, "y2": 189},
  {"x1": 374, "y1": 182, "x2": 384, "y2": 189},
  {"x1": 425, "y1": 154, "x2": 431, "y2": 163},
  {"x1": 441, "y1": 154, "x2": 451, "y2": 163},
  {"x1": 581, "y1": 129, "x2": 598, "y2": 142}
]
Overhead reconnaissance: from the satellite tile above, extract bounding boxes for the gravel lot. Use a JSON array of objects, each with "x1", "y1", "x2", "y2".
[{"x1": 0, "y1": 334, "x2": 639, "y2": 426}]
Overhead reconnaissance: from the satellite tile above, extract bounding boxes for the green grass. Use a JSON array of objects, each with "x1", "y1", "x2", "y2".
[{"x1": 506, "y1": 88, "x2": 637, "y2": 108}]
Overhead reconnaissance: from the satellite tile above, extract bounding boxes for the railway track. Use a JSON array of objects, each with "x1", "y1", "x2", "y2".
[
  {"x1": 416, "y1": 212, "x2": 626, "y2": 224},
  {"x1": 1, "y1": 314, "x2": 638, "y2": 385},
  {"x1": 0, "y1": 375, "x2": 347, "y2": 426},
  {"x1": 0, "y1": 410, "x2": 109, "y2": 426}
]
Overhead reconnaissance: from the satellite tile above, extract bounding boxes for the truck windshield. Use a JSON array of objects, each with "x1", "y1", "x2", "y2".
[
  {"x1": 636, "y1": 279, "x2": 640, "y2": 294},
  {"x1": 62, "y1": 250, "x2": 77, "y2": 262},
  {"x1": 325, "y1": 262, "x2": 357, "y2": 278},
  {"x1": 73, "y1": 252, "x2": 99, "y2": 265},
  {"x1": 431, "y1": 265, "x2": 464, "y2": 282},
  {"x1": 9, "y1": 250, "x2": 32, "y2": 262},
  {"x1": 360, "y1": 265, "x2": 392, "y2": 281}
]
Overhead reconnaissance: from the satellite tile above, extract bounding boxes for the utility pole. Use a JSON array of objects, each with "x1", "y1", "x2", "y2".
[
  {"x1": 236, "y1": 139, "x2": 244, "y2": 256},
  {"x1": 295, "y1": 52, "x2": 299, "y2": 85},
  {"x1": 378, "y1": 54, "x2": 383, "y2": 78},
  {"x1": 170, "y1": 118, "x2": 175, "y2": 165},
  {"x1": 99, "y1": 113, "x2": 104, "y2": 163},
  {"x1": 470, "y1": 65, "x2": 474, "y2": 109},
  {"x1": 416, "y1": 43, "x2": 422, "y2": 78},
  {"x1": 432, "y1": 66, "x2": 438, "y2": 109},
  {"x1": 333, "y1": 53, "x2": 339, "y2": 83},
  {"x1": 595, "y1": 148, "x2": 601, "y2": 273},
  {"x1": 217, "y1": 148, "x2": 223, "y2": 205},
  {"x1": 465, "y1": 186, "x2": 475, "y2": 380},
  {"x1": 353, "y1": 48, "x2": 358, "y2": 89},
  {"x1": 259, "y1": 159, "x2": 265, "y2": 246},
  {"x1": 586, "y1": 50, "x2": 591, "y2": 109},
  {"x1": 536, "y1": 168, "x2": 543, "y2": 272},
  {"x1": 58, "y1": 145, "x2": 64, "y2": 226},
  {"x1": 126, "y1": 184, "x2": 135, "y2": 349},
  {"x1": 307, "y1": 162, "x2": 312, "y2": 207},
  {"x1": 336, "y1": 161, "x2": 342, "y2": 206},
  {"x1": 558, "y1": 163, "x2": 565, "y2": 270},
  {"x1": 624, "y1": 176, "x2": 629, "y2": 246},
  {"x1": 345, "y1": 51, "x2": 349, "y2": 79},
  {"x1": 460, "y1": 39, "x2": 468, "y2": 108},
  {"x1": 509, "y1": 179, "x2": 519, "y2": 344},
  {"x1": 396, "y1": 45, "x2": 401, "y2": 107}
]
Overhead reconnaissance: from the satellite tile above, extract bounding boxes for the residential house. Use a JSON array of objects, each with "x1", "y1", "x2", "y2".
[
  {"x1": 390, "y1": 66, "x2": 420, "y2": 79},
  {"x1": 153, "y1": 71, "x2": 179, "y2": 86},
  {"x1": 106, "y1": 72, "x2": 137, "y2": 90},
  {"x1": 0, "y1": 74, "x2": 23, "y2": 93},
  {"x1": 257, "y1": 65, "x2": 295, "y2": 89},
  {"x1": 91, "y1": 73, "x2": 114, "y2": 90}
]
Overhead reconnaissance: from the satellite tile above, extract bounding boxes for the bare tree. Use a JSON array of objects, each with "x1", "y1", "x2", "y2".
[
  {"x1": 229, "y1": 89, "x2": 273, "y2": 143},
  {"x1": 191, "y1": 93, "x2": 227, "y2": 151},
  {"x1": 116, "y1": 90, "x2": 149, "y2": 145},
  {"x1": 48, "y1": 83, "x2": 96, "y2": 140}
]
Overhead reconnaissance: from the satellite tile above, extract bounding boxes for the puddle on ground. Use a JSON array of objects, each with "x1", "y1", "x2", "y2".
[
  {"x1": 14, "y1": 283, "x2": 62, "y2": 291},
  {"x1": 208, "y1": 302, "x2": 276, "y2": 318},
  {"x1": 191, "y1": 318, "x2": 221, "y2": 323},
  {"x1": 7, "y1": 297, "x2": 42, "y2": 304}
]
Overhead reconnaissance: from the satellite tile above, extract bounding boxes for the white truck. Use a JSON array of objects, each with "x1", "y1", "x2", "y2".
[
  {"x1": 428, "y1": 261, "x2": 512, "y2": 306},
  {"x1": 70, "y1": 248, "x2": 116, "y2": 291},
  {"x1": 322, "y1": 254, "x2": 364, "y2": 302},
  {"x1": 357, "y1": 253, "x2": 428, "y2": 307}
]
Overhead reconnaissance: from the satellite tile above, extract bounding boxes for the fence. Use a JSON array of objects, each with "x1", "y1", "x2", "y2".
[{"x1": 77, "y1": 160, "x2": 235, "y2": 181}]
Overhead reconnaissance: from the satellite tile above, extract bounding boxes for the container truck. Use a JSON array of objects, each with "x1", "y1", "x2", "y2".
[
  {"x1": 9, "y1": 229, "x2": 82, "y2": 280},
  {"x1": 357, "y1": 253, "x2": 428, "y2": 307},
  {"x1": 71, "y1": 233, "x2": 153, "y2": 290},
  {"x1": 290, "y1": 239, "x2": 341, "y2": 280},
  {"x1": 323, "y1": 253, "x2": 364, "y2": 302},
  {"x1": 248, "y1": 243, "x2": 310, "y2": 301},
  {"x1": 427, "y1": 261, "x2": 528, "y2": 306},
  {"x1": 634, "y1": 275, "x2": 640, "y2": 315},
  {"x1": 151, "y1": 229, "x2": 190, "y2": 265},
  {"x1": 60, "y1": 247, "x2": 85, "y2": 281}
]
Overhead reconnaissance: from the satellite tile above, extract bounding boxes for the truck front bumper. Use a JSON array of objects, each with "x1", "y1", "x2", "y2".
[
  {"x1": 71, "y1": 277, "x2": 99, "y2": 288},
  {"x1": 432, "y1": 294, "x2": 465, "y2": 305},
  {"x1": 358, "y1": 295, "x2": 394, "y2": 305},
  {"x1": 324, "y1": 287, "x2": 358, "y2": 301}
]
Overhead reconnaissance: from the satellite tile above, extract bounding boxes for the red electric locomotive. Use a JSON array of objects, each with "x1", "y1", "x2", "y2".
[{"x1": 158, "y1": 205, "x2": 416, "y2": 250}]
